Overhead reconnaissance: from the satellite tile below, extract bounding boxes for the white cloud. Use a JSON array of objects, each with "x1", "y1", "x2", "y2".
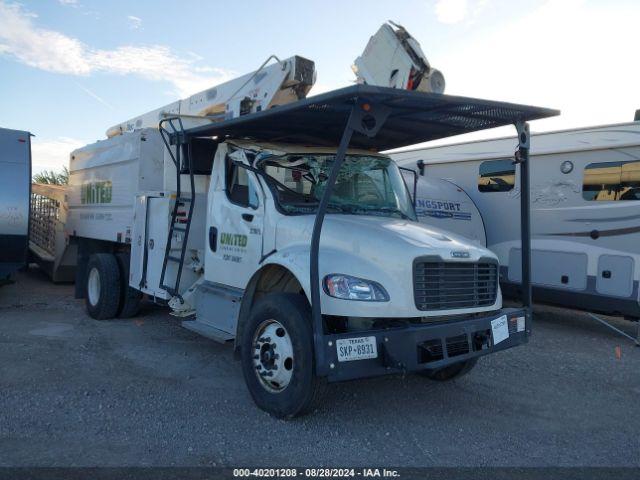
[
  {"x1": 58, "y1": 0, "x2": 79, "y2": 6},
  {"x1": 127, "y1": 15, "x2": 142, "y2": 30},
  {"x1": 31, "y1": 137, "x2": 86, "y2": 174},
  {"x1": 435, "y1": 0, "x2": 468, "y2": 24},
  {"x1": 0, "y1": 2, "x2": 234, "y2": 97},
  {"x1": 434, "y1": 0, "x2": 490, "y2": 26}
]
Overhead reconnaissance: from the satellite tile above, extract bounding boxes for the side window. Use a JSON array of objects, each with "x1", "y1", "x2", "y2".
[
  {"x1": 478, "y1": 159, "x2": 515, "y2": 192},
  {"x1": 583, "y1": 160, "x2": 640, "y2": 201},
  {"x1": 225, "y1": 157, "x2": 259, "y2": 208}
]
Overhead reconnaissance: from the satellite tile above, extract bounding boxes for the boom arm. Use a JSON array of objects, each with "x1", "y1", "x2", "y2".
[
  {"x1": 106, "y1": 55, "x2": 316, "y2": 138},
  {"x1": 352, "y1": 21, "x2": 445, "y2": 94},
  {"x1": 106, "y1": 22, "x2": 442, "y2": 139}
]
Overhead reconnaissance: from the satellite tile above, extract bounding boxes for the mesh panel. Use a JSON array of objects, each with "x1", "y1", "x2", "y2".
[{"x1": 29, "y1": 193, "x2": 59, "y2": 256}]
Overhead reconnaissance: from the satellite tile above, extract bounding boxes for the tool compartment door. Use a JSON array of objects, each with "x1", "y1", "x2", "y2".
[{"x1": 130, "y1": 194, "x2": 172, "y2": 299}]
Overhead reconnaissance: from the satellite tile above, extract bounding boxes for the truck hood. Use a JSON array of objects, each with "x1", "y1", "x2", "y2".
[{"x1": 275, "y1": 214, "x2": 496, "y2": 263}]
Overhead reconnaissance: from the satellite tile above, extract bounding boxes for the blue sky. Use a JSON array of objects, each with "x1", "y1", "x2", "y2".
[{"x1": 0, "y1": 0, "x2": 638, "y2": 173}]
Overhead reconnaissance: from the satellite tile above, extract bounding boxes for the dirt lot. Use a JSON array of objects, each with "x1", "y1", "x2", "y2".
[{"x1": 1, "y1": 267, "x2": 639, "y2": 467}]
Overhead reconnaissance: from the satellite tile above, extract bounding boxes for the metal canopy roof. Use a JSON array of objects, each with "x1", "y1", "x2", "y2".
[{"x1": 183, "y1": 85, "x2": 559, "y2": 151}]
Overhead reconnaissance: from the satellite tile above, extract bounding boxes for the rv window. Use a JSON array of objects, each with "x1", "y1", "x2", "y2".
[
  {"x1": 478, "y1": 159, "x2": 515, "y2": 193},
  {"x1": 582, "y1": 160, "x2": 640, "y2": 201},
  {"x1": 225, "y1": 157, "x2": 259, "y2": 208}
]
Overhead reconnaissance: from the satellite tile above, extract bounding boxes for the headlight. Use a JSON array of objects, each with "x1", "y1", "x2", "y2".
[{"x1": 323, "y1": 274, "x2": 389, "y2": 302}]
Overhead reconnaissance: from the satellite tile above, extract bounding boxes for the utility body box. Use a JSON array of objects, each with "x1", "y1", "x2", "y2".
[
  {"x1": 66, "y1": 129, "x2": 165, "y2": 244},
  {"x1": 130, "y1": 192, "x2": 206, "y2": 300}
]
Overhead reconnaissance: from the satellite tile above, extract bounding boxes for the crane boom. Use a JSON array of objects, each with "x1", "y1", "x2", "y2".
[
  {"x1": 352, "y1": 21, "x2": 445, "y2": 94},
  {"x1": 106, "y1": 55, "x2": 315, "y2": 138},
  {"x1": 105, "y1": 22, "x2": 442, "y2": 139}
]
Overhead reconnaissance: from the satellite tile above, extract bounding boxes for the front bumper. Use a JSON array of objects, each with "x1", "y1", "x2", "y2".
[{"x1": 318, "y1": 307, "x2": 531, "y2": 382}]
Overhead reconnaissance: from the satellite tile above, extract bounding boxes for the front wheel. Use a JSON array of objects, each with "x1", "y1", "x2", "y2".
[
  {"x1": 418, "y1": 358, "x2": 478, "y2": 381},
  {"x1": 240, "y1": 293, "x2": 324, "y2": 418}
]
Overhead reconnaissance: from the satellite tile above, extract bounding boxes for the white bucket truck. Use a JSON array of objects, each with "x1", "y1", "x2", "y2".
[{"x1": 60, "y1": 26, "x2": 558, "y2": 417}]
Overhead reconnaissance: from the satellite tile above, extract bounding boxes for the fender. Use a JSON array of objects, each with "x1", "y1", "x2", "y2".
[{"x1": 233, "y1": 250, "x2": 310, "y2": 356}]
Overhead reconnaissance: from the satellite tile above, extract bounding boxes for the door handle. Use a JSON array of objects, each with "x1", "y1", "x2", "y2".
[
  {"x1": 242, "y1": 213, "x2": 254, "y2": 222},
  {"x1": 209, "y1": 226, "x2": 218, "y2": 252}
]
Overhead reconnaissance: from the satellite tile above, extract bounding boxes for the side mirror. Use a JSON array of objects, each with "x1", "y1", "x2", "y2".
[{"x1": 398, "y1": 166, "x2": 418, "y2": 208}]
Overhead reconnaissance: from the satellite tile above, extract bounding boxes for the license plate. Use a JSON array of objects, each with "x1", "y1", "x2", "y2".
[
  {"x1": 491, "y1": 315, "x2": 509, "y2": 345},
  {"x1": 336, "y1": 336, "x2": 378, "y2": 362}
]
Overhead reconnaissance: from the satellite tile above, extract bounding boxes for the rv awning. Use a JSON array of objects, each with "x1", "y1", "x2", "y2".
[{"x1": 181, "y1": 85, "x2": 559, "y2": 151}]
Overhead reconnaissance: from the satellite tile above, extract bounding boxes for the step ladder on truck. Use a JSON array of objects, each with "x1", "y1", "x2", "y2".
[
  {"x1": 157, "y1": 117, "x2": 196, "y2": 302},
  {"x1": 60, "y1": 24, "x2": 558, "y2": 417}
]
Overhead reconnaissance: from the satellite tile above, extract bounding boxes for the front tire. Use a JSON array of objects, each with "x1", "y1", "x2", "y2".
[
  {"x1": 418, "y1": 358, "x2": 478, "y2": 381},
  {"x1": 240, "y1": 293, "x2": 324, "y2": 418},
  {"x1": 85, "y1": 253, "x2": 121, "y2": 320}
]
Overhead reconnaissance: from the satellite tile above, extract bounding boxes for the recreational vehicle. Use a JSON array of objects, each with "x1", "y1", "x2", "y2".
[
  {"x1": 0, "y1": 127, "x2": 31, "y2": 283},
  {"x1": 393, "y1": 121, "x2": 640, "y2": 320}
]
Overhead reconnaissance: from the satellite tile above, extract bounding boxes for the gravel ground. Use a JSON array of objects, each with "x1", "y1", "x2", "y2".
[{"x1": 1, "y1": 267, "x2": 639, "y2": 467}]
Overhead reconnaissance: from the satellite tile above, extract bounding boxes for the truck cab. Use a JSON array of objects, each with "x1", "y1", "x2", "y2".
[
  {"x1": 204, "y1": 140, "x2": 501, "y2": 319},
  {"x1": 172, "y1": 137, "x2": 516, "y2": 416}
]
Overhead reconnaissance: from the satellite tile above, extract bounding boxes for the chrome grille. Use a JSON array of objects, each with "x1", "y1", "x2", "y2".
[{"x1": 413, "y1": 260, "x2": 498, "y2": 311}]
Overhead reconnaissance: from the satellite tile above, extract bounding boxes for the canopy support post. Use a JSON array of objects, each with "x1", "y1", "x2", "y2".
[
  {"x1": 310, "y1": 114, "x2": 355, "y2": 375},
  {"x1": 310, "y1": 99, "x2": 390, "y2": 376},
  {"x1": 514, "y1": 121, "x2": 532, "y2": 310}
]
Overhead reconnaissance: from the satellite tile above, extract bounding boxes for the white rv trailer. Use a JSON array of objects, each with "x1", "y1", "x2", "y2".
[
  {"x1": 0, "y1": 127, "x2": 31, "y2": 283},
  {"x1": 393, "y1": 121, "x2": 640, "y2": 320}
]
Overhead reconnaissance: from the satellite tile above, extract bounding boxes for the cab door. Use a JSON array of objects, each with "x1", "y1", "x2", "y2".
[{"x1": 205, "y1": 146, "x2": 264, "y2": 289}]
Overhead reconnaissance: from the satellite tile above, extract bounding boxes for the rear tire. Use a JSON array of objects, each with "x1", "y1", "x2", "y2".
[
  {"x1": 115, "y1": 253, "x2": 142, "y2": 318},
  {"x1": 418, "y1": 358, "x2": 478, "y2": 381},
  {"x1": 85, "y1": 253, "x2": 121, "y2": 320},
  {"x1": 240, "y1": 293, "x2": 325, "y2": 419}
]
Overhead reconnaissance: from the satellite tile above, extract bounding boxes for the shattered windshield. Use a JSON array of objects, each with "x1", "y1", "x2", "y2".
[{"x1": 257, "y1": 153, "x2": 416, "y2": 220}]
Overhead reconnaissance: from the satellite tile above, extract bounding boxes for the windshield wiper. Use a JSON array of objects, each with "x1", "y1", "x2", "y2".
[{"x1": 336, "y1": 205, "x2": 411, "y2": 219}]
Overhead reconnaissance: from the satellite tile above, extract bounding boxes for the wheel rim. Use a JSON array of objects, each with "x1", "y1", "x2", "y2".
[
  {"x1": 87, "y1": 267, "x2": 101, "y2": 306},
  {"x1": 252, "y1": 319, "x2": 294, "y2": 392}
]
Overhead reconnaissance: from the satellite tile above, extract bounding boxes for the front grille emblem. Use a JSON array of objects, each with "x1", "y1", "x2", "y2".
[{"x1": 450, "y1": 251, "x2": 470, "y2": 258}]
